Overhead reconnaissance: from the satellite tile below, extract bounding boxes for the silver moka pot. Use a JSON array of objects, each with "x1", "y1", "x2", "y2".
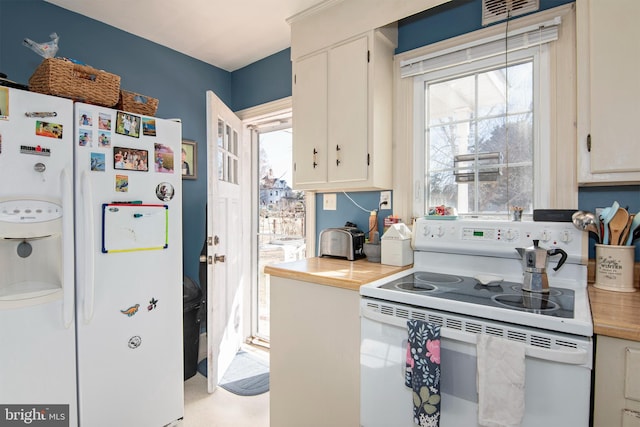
[{"x1": 515, "y1": 240, "x2": 567, "y2": 293}]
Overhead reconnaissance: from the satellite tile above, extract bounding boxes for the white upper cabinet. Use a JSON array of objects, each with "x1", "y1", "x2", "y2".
[
  {"x1": 577, "y1": 0, "x2": 640, "y2": 184},
  {"x1": 292, "y1": 26, "x2": 397, "y2": 191},
  {"x1": 292, "y1": 51, "x2": 328, "y2": 186}
]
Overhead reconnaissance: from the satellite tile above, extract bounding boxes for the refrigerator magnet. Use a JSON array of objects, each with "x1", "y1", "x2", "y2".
[
  {"x1": 142, "y1": 118, "x2": 156, "y2": 136},
  {"x1": 98, "y1": 131, "x2": 111, "y2": 148},
  {"x1": 0, "y1": 87, "x2": 8, "y2": 120},
  {"x1": 155, "y1": 182, "x2": 174, "y2": 201},
  {"x1": 120, "y1": 304, "x2": 140, "y2": 317},
  {"x1": 115, "y1": 174, "x2": 128, "y2": 192},
  {"x1": 78, "y1": 129, "x2": 92, "y2": 146},
  {"x1": 99, "y1": 112, "x2": 112, "y2": 131},
  {"x1": 90, "y1": 152, "x2": 105, "y2": 171},
  {"x1": 114, "y1": 146, "x2": 148, "y2": 171},
  {"x1": 147, "y1": 298, "x2": 158, "y2": 311},
  {"x1": 128, "y1": 336, "x2": 142, "y2": 349},
  {"x1": 115, "y1": 111, "x2": 141, "y2": 138},
  {"x1": 78, "y1": 110, "x2": 93, "y2": 127},
  {"x1": 36, "y1": 121, "x2": 63, "y2": 139},
  {"x1": 154, "y1": 143, "x2": 174, "y2": 173}
]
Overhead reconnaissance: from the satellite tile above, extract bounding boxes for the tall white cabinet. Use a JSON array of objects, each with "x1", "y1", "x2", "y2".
[
  {"x1": 576, "y1": 0, "x2": 640, "y2": 185},
  {"x1": 292, "y1": 25, "x2": 397, "y2": 191}
]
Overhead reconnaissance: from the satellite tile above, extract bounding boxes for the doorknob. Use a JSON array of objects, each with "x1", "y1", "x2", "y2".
[{"x1": 203, "y1": 254, "x2": 225, "y2": 264}]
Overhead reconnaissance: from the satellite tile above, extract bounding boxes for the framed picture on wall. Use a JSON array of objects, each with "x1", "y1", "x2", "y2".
[{"x1": 181, "y1": 140, "x2": 197, "y2": 180}]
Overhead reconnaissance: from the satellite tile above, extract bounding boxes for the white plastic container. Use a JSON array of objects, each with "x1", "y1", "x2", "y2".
[
  {"x1": 381, "y1": 223, "x2": 413, "y2": 267},
  {"x1": 594, "y1": 244, "x2": 636, "y2": 292}
]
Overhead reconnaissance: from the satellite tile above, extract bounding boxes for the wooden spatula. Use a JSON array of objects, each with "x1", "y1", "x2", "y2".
[{"x1": 608, "y1": 208, "x2": 630, "y2": 246}]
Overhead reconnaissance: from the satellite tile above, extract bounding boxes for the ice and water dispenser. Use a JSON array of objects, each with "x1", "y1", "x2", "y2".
[{"x1": 0, "y1": 199, "x2": 65, "y2": 306}]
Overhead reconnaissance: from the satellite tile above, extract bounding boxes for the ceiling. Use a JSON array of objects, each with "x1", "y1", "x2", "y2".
[{"x1": 45, "y1": 0, "x2": 327, "y2": 72}]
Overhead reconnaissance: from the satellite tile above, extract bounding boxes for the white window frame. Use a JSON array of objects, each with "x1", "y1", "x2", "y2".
[
  {"x1": 391, "y1": 4, "x2": 577, "y2": 225},
  {"x1": 413, "y1": 45, "x2": 550, "y2": 218}
]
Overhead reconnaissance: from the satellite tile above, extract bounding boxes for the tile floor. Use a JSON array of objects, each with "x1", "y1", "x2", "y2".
[{"x1": 182, "y1": 344, "x2": 269, "y2": 427}]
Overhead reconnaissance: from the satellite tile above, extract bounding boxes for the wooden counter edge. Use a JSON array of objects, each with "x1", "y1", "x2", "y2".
[{"x1": 264, "y1": 258, "x2": 412, "y2": 291}]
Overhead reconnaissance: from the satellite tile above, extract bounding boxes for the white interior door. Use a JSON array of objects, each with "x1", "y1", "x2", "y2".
[{"x1": 206, "y1": 91, "x2": 244, "y2": 392}]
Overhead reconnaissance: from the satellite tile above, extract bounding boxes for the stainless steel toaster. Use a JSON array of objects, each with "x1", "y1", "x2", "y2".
[{"x1": 318, "y1": 227, "x2": 365, "y2": 261}]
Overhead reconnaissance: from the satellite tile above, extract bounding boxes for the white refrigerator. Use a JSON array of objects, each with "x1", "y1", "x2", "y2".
[{"x1": 0, "y1": 87, "x2": 184, "y2": 427}]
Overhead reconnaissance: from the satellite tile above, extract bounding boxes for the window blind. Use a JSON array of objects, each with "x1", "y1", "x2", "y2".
[{"x1": 400, "y1": 17, "x2": 561, "y2": 79}]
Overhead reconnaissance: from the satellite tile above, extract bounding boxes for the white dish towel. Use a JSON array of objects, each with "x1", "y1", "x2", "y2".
[{"x1": 476, "y1": 334, "x2": 526, "y2": 427}]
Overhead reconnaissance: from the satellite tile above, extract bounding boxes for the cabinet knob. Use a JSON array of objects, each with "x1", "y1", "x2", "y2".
[
  {"x1": 336, "y1": 159, "x2": 341, "y2": 166},
  {"x1": 336, "y1": 145, "x2": 341, "y2": 151},
  {"x1": 313, "y1": 161, "x2": 318, "y2": 169},
  {"x1": 313, "y1": 148, "x2": 318, "y2": 155}
]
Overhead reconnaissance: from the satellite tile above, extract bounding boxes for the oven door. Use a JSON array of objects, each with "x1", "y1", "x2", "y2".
[{"x1": 360, "y1": 299, "x2": 592, "y2": 427}]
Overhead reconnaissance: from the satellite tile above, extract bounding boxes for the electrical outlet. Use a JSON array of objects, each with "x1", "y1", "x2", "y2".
[
  {"x1": 323, "y1": 193, "x2": 337, "y2": 210},
  {"x1": 379, "y1": 191, "x2": 391, "y2": 210}
]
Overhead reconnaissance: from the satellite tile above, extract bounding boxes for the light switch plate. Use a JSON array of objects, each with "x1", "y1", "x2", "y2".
[{"x1": 323, "y1": 193, "x2": 337, "y2": 210}]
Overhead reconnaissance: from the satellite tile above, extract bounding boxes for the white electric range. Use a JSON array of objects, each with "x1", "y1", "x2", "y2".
[{"x1": 360, "y1": 218, "x2": 592, "y2": 427}]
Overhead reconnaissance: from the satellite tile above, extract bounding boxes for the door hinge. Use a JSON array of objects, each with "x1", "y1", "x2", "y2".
[
  {"x1": 367, "y1": 50, "x2": 370, "y2": 63},
  {"x1": 294, "y1": 74, "x2": 296, "y2": 84},
  {"x1": 367, "y1": 153, "x2": 370, "y2": 165},
  {"x1": 587, "y1": 134, "x2": 591, "y2": 152},
  {"x1": 294, "y1": 162, "x2": 296, "y2": 172}
]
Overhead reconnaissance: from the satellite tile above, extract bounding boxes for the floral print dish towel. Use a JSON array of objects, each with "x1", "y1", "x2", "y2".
[{"x1": 406, "y1": 320, "x2": 441, "y2": 427}]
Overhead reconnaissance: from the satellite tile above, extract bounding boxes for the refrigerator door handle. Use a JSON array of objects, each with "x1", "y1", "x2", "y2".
[
  {"x1": 61, "y1": 168, "x2": 74, "y2": 329},
  {"x1": 81, "y1": 170, "x2": 96, "y2": 323}
]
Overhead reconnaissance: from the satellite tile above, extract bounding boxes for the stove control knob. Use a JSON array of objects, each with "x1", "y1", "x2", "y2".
[
  {"x1": 503, "y1": 228, "x2": 518, "y2": 241},
  {"x1": 540, "y1": 230, "x2": 552, "y2": 242},
  {"x1": 435, "y1": 225, "x2": 445, "y2": 237},
  {"x1": 559, "y1": 230, "x2": 573, "y2": 243},
  {"x1": 422, "y1": 225, "x2": 431, "y2": 236}
]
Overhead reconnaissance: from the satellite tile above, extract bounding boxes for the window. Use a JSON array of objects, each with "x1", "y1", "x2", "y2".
[
  {"x1": 392, "y1": 5, "x2": 577, "y2": 224},
  {"x1": 415, "y1": 50, "x2": 539, "y2": 216}
]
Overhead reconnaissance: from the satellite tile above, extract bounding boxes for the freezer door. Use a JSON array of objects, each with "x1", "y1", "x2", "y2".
[
  {"x1": 74, "y1": 104, "x2": 184, "y2": 426},
  {"x1": 0, "y1": 88, "x2": 78, "y2": 426}
]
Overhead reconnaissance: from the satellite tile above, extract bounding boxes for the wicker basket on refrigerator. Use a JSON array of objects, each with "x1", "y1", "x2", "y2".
[
  {"x1": 116, "y1": 90, "x2": 159, "y2": 116},
  {"x1": 28, "y1": 58, "x2": 121, "y2": 107}
]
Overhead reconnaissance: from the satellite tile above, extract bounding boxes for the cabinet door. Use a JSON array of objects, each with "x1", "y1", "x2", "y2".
[
  {"x1": 293, "y1": 51, "x2": 328, "y2": 187},
  {"x1": 589, "y1": 0, "x2": 640, "y2": 174},
  {"x1": 577, "y1": 0, "x2": 640, "y2": 183},
  {"x1": 328, "y1": 35, "x2": 369, "y2": 184}
]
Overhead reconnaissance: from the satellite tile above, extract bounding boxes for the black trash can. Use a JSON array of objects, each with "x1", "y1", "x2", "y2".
[{"x1": 183, "y1": 275, "x2": 203, "y2": 380}]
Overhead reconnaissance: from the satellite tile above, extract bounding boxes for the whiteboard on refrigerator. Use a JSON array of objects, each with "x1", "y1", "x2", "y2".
[{"x1": 102, "y1": 203, "x2": 168, "y2": 253}]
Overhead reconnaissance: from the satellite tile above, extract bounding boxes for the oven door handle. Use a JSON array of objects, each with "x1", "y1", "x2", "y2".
[{"x1": 361, "y1": 308, "x2": 590, "y2": 366}]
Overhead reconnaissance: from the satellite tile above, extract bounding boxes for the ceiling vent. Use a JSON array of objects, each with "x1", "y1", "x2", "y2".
[{"x1": 482, "y1": 0, "x2": 540, "y2": 26}]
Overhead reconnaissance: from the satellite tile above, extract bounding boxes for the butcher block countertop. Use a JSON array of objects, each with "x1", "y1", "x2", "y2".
[
  {"x1": 589, "y1": 285, "x2": 640, "y2": 341},
  {"x1": 587, "y1": 260, "x2": 640, "y2": 341},
  {"x1": 264, "y1": 257, "x2": 412, "y2": 291}
]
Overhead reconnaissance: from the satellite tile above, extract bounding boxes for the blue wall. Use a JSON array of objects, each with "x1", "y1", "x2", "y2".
[
  {"x1": 314, "y1": 192, "x2": 393, "y2": 255},
  {"x1": 396, "y1": 0, "x2": 573, "y2": 54},
  {"x1": 579, "y1": 186, "x2": 640, "y2": 260},
  {"x1": 231, "y1": 48, "x2": 292, "y2": 112}
]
